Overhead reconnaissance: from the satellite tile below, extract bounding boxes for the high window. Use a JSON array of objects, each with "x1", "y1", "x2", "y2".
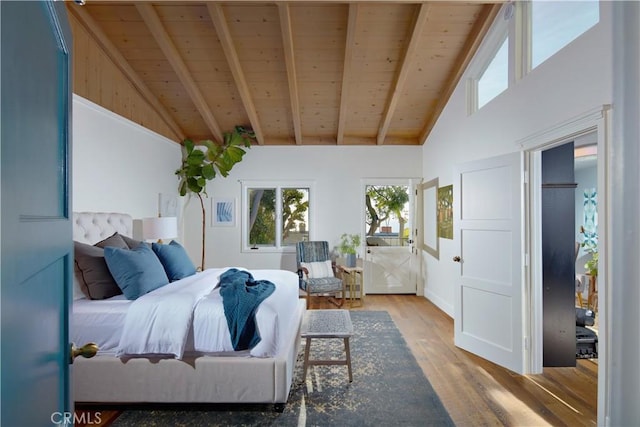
[
  {"x1": 477, "y1": 36, "x2": 509, "y2": 109},
  {"x1": 468, "y1": 1, "x2": 600, "y2": 112},
  {"x1": 531, "y1": 0, "x2": 599, "y2": 70},
  {"x1": 241, "y1": 181, "x2": 314, "y2": 252}
]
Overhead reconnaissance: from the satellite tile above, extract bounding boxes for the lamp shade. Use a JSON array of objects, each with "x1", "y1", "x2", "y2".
[{"x1": 142, "y1": 217, "x2": 177, "y2": 241}]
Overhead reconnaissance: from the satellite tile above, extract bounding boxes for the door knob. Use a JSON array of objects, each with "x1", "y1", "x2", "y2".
[
  {"x1": 453, "y1": 256, "x2": 461, "y2": 262},
  {"x1": 70, "y1": 342, "x2": 99, "y2": 364}
]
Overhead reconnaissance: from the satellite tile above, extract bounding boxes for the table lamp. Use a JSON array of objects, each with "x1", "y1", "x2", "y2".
[{"x1": 142, "y1": 216, "x2": 177, "y2": 244}]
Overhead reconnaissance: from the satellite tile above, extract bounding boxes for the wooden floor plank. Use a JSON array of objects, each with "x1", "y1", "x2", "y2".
[{"x1": 75, "y1": 294, "x2": 597, "y2": 426}]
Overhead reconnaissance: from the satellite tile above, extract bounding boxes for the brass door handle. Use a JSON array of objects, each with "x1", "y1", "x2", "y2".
[
  {"x1": 70, "y1": 342, "x2": 99, "y2": 364},
  {"x1": 453, "y1": 256, "x2": 461, "y2": 262}
]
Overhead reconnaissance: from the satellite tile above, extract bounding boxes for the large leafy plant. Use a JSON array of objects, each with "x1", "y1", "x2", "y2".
[{"x1": 176, "y1": 126, "x2": 254, "y2": 269}]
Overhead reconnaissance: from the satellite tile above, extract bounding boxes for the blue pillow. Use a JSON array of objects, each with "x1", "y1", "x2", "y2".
[
  {"x1": 152, "y1": 240, "x2": 197, "y2": 281},
  {"x1": 104, "y1": 243, "x2": 169, "y2": 300}
]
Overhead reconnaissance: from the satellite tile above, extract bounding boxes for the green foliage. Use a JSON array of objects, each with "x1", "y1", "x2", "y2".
[
  {"x1": 579, "y1": 225, "x2": 598, "y2": 277},
  {"x1": 248, "y1": 188, "x2": 309, "y2": 245},
  {"x1": 282, "y1": 189, "x2": 309, "y2": 239},
  {"x1": 365, "y1": 185, "x2": 409, "y2": 236},
  {"x1": 176, "y1": 126, "x2": 254, "y2": 197},
  {"x1": 585, "y1": 251, "x2": 598, "y2": 277},
  {"x1": 339, "y1": 233, "x2": 361, "y2": 255},
  {"x1": 248, "y1": 189, "x2": 276, "y2": 246}
]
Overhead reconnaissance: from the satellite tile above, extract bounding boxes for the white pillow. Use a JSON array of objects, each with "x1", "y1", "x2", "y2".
[{"x1": 300, "y1": 260, "x2": 334, "y2": 279}]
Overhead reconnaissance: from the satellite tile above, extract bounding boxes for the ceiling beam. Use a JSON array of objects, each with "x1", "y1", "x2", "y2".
[
  {"x1": 336, "y1": 4, "x2": 359, "y2": 145},
  {"x1": 376, "y1": 3, "x2": 431, "y2": 145},
  {"x1": 278, "y1": 3, "x2": 302, "y2": 145},
  {"x1": 419, "y1": 3, "x2": 502, "y2": 144},
  {"x1": 207, "y1": 3, "x2": 265, "y2": 145},
  {"x1": 67, "y1": 5, "x2": 185, "y2": 142},
  {"x1": 136, "y1": 3, "x2": 224, "y2": 143}
]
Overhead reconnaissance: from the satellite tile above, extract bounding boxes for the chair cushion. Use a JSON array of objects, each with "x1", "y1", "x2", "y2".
[
  {"x1": 300, "y1": 260, "x2": 334, "y2": 278},
  {"x1": 302, "y1": 276, "x2": 343, "y2": 293}
]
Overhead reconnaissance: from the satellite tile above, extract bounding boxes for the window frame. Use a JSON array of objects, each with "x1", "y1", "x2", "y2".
[
  {"x1": 526, "y1": 0, "x2": 600, "y2": 73},
  {"x1": 241, "y1": 180, "x2": 316, "y2": 253},
  {"x1": 467, "y1": 3, "x2": 514, "y2": 113},
  {"x1": 468, "y1": 0, "x2": 600, "y2": 114}
]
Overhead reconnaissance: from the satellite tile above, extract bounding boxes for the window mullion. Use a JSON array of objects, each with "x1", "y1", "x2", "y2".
[
  {"x1": 275, "y1": 186, "x2": 283, "y2": 249},
  {"x1": 516, "y1": 0, "x2": 531, "y2": 80}
]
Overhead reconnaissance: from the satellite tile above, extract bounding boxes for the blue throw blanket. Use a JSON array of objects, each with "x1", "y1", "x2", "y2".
[{"x1": 218, "y1": 268, "x2": 276, "y2": 351}]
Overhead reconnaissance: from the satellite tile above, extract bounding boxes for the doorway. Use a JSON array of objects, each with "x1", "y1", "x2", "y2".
[
  {"x1": 361, "y1": 178, "x2": 419, "y2": 294},
  {"x1": 522, "y1": 107, "x2": 608, "y2": 425},
  {"x1": 539, "y1": 135, "x2": 599, "y2": 367}
]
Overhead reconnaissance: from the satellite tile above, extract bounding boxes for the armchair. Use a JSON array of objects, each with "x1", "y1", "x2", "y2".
[{"x1": 295, "y1": 241, "x2": 345, "y2": 308}]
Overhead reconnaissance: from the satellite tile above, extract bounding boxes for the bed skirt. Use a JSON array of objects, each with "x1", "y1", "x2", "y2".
[{"x1": 73, "y1": 299, "x2": 305, "y2": 405}]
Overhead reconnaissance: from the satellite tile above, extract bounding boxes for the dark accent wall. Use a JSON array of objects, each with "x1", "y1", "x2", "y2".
[{"x1": 542, "y1": 142, "x2": 577, "y2": 367}]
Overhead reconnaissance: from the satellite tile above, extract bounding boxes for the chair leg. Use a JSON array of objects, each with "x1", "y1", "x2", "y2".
[
  {"x1": 328, "y1": 292, "x2": 344, "y2": 307},
  {"x1": 328, "y1": 298, "x2": 343, "y2": 307}
]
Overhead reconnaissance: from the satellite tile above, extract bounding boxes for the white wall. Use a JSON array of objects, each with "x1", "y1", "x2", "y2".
[
  {"x1": 72, "y1": 95, "x2": 182, "y2": 233},
  {"x1": 72, "y1": 94, "x2": 422, "y2": 271},
  {"x1": 421, "y1": 3, "x2": 613, "y2": 315},
  {"x1": 183, "y1": 145, "x2": 422, "y2": 271}
]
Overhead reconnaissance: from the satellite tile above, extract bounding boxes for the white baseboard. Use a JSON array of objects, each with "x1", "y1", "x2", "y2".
[{"x1": 423, "y1": 288, "x2": 453, "y2": 318}]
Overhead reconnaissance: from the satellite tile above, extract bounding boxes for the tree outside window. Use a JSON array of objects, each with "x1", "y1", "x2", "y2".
[{"x1": 244, "y1": 183, "x2": 311, "y2": 250}]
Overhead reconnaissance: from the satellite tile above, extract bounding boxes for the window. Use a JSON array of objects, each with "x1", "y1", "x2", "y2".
[
  {"x1": 477, "y1": 36, "x2": 509, "y2": 109},
  {"x1": 242, "y1": 181, "x2": 314, "y2": 252},
  {"x1": 467, "y1": 1, "x2": 600, "y2": 113},
  {"x1": 467, "y1": 3, "x2": 511, "y2": 113},
  {"x1": 530, "y1": 0, "x2": 599, "y2": 69}
]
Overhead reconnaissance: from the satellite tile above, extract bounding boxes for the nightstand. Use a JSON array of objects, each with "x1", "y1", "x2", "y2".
[{"x1": 338, "y1": 265, "x2": 364, "y2": 307}]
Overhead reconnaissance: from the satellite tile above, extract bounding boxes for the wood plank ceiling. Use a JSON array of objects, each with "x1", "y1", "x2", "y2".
[{"x1": 67, "y1": 1, "x2": 501, "y2": 146}]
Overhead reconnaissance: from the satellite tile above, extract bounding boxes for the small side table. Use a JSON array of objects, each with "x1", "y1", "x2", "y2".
[
  {"x1": 300, "y1": 309, "x2": 353, "y2": 382},
  {"x1": 338, "y1": 265, "x2": 364, "y2": 307}
]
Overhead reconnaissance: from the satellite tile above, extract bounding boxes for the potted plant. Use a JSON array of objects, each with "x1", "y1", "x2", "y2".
[
  {"x1": 580, "y1": 225, "x2": 598, "y2": 309},
  {"x1": 339, "y1": 233, "x2": 361, "y2": 268},
  {"x1": 585, "y1": 251, "x2": 598, "y2": 278},
  {"x1": 176, "y1": 126, "x2": 254, "y2": 270}
]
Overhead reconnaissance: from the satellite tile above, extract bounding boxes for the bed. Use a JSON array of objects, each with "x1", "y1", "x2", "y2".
[{"x1": 71, "y1": 212, "x2": 305, "y2": 411}]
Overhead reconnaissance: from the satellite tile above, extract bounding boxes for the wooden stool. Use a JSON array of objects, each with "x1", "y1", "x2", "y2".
[{"x1": 300, "y1": 309, "x2": 353, "y2": 382}]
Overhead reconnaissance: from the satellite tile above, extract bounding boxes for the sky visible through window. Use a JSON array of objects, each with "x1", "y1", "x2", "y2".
[
  {"x1": 478, "y1": 37, "x2": 508, "y2": 109},
  {"x1": 532, "y1": 0, "x2": 599, "y2": 69}
]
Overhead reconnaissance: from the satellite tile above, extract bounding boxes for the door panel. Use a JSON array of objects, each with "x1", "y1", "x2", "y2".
[
  {"x1": 365, "y1": 247, "x2": 415, "y2": 293},
  {"x1": 542, "y1": 142, "x2": 577, "y2": 367},
  {"x1": 363, "y1": 181, "x2": 418, "y2": 294},
  {"x1": 1, "y1": 2, "x2": 73, "y2": 425},
  {"x1": 454, "y1": 152, "x2": 524, "y2": 374}
]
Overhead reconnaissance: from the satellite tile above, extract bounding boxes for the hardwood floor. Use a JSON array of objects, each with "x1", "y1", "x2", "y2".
[{"x1": 76, "y1": 295, "x2": 597, "y2": 426}]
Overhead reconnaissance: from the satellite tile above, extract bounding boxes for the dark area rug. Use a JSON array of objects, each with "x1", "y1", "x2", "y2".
[{"x1": 111, "y1": 310, "x2": 453, "y2": 426}]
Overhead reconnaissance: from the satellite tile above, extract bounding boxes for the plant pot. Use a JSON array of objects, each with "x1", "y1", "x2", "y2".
[{"x1": 346, "y1": 253, "x2": 356, "y2": 268}]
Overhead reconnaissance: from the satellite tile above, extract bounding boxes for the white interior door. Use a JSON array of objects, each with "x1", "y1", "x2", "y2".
[
  {"x1": 363, "y1": 179, "x2": 418, "y2": 294},
  {"x1": 453, "y1": 152, "x2": 525, "y2": 374}
]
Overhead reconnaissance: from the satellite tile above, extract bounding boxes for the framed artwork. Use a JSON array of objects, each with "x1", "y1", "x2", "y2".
[
  {"x1": 421, "y1": 178, "x2": 439, "y2": 259},
  {"x1": 437, "y1": 184, "x2": 453, "y2": 240},
  {"x1": 159, "y1": 193, "x2": 178, "y2": 217},
  {"x1": 212, "y1": 197, "x2": 236, "y2": 227}
]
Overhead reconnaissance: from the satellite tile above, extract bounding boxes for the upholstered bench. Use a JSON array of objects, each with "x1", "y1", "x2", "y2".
[{"x1": 300, "y1": 309, "x2": 353, "y2": 382}]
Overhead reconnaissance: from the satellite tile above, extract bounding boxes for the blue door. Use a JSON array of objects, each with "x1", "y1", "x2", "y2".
[{"x1": 1, "y1": 2, "x2": 73, "y2": 425}]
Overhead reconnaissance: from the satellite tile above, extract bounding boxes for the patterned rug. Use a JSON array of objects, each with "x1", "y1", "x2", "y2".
[{"x1": 111, "y1": 311, "x2": 453, "y2": 426}]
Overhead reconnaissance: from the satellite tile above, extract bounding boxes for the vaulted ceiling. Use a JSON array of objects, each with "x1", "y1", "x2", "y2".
[{"x1": 67, "y1": 1, "x2": 501, "y2": 146}]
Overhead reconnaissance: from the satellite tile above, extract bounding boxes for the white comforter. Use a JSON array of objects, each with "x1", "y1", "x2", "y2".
[{"x1": 116, "y1": 267, "x2": 299, "y2": 359}]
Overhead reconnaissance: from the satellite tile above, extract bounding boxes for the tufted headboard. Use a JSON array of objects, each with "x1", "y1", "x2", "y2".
[{"x1": 73, "y1": 212, "x2": 133, "y2": 245}]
